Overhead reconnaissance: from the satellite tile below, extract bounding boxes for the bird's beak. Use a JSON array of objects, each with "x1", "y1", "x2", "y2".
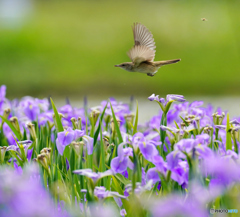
[{"x1": 114, "y1": 65, "x2": 120, "y2": 67}]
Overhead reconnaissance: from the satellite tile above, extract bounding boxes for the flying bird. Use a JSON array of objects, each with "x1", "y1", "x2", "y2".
[{"x1": 115, "y1": 23, "x2": 181, "y2": 77}]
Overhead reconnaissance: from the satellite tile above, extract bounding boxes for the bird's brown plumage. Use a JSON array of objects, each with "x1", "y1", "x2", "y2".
[{"x1": 115, "y1": 23, "x2": 181, "y2": 76}]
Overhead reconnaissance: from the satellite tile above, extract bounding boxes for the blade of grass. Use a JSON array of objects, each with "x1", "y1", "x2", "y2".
[
  {"x1": 0, "y1": 116, "x2": 21, "y2": 140},
  {"x1": 112, "y1": 176, "x2": 130, "y2": 214},
  {"x1": 133, "y1": 100, "x2": 138, "y2": 135},
  {"x1": 226, "y1": 113, "x2": 232, "y2": 150},
  {"x1": 109, "y1": 101, "x2": 123, "y2": 143},
  {"x1": 93, "y1": 102, "x2": 108, "y2": 145},
  {"x1": 50, "y1": 98, "x2": 64, "y2": 132}
]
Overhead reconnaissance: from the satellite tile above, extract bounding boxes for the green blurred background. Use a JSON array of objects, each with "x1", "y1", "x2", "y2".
[{"x1": 0, "y1": 0, "x2": 240, "y2": 99}]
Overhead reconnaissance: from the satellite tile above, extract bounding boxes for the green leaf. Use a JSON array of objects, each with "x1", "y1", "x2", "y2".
[
  {"x1": 0, "y1": 116, "x2": 21, "y2": 140},
  {"x1": 115, "y1": 173, "x2": 131, "y2": 186},
  {"x1": 174, "y1": 121, "x2": 180, "y2": 129},
  {"x1": 160, "y1": 113, "x2": 167, "y2": 155},
  {"x1": 90, "y1": 116, "x2": 95, "y2": 137},
  {"x1": 94, "y1": 102, "x2": 108, "y2": 145},
  {"x1": 109, "y1": 101, "x2": 123, "y2": 143},
  {"x1": 226, "y1": 113, "x2": 232, "y2": 150},
  {"x1": 99, "y1": 122, "x2": 106, "y2": 180},
  {"x1": 180, "y1": 116, "x2": 189, "y2": 126},
  {"x1": 165, "y1": 101, "x2": 174, "y2": 113},
  {"x1": 133, "y1": 100, "x2": 138, "y2": 135},
  {"x1": 112, "y1": 176, "x2": 130, "y2": 213},
  {"x1": 155, "y1": 100, "x2": 165, "y2": 113},
  {"x1": 50, "y1": 98, "x2": 64, "y2": 132}
]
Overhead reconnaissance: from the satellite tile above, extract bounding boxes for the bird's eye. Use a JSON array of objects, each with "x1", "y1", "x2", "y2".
[{"x1": 122, "y1": 64, "x2": 125, "y2": 67}]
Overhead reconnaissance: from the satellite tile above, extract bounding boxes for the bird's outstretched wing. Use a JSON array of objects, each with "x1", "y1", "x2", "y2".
[
  {"x1": 127, "y1": 45, "x2": 155, "y2": 66},
  {"x1": 127, "y1": 23, "x2": 156, "y2": 66},
  {"x1": 132, "y1": 23, "x2": 156, "y2": 51}
]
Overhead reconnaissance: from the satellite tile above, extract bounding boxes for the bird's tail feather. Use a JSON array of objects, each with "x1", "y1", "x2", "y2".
[{"x1": 154, "y1": 59, "x2": 181, "y2": 67}]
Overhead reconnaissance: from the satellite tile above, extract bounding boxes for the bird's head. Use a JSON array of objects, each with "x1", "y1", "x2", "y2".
[{"x1": 114, "y1": 62, "x2": 133, "y2": 72}]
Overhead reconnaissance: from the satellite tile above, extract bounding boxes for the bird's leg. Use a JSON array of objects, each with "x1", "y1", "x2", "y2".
[{"x1": 147, "y1": 73, "x2": 155, "y2": 77}]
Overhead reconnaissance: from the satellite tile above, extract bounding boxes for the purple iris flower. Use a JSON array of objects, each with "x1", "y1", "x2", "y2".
[
  {"x1": 139, "y1": 141, "x2": 158, "y2": 162},
  {"x1": 73, "y1": 169, "x2": 113, "y2": 184},
  {"x1": 152, "y1": 155, "x2": 167, "y2": 175},
  {"x1": 132, "y1": 132, "x2": 145, "y2": 149},
  {"x1": 66, "y1": 158, "x2": 70, "y2": 171},
  {"x1": 58, "y1": 104, "x2": 73, "y2": 115},
  {"x1": 167, "y1": 102, "x2": 189, "y2": 124},
  {"x1": 111, "y1": 143, "x2": 129, "y2": 174},
  {"x1": 89, "y1": 204, "x2": 118, "y2": 217},
  {"x1": 159, "y1": 98, "x2": 165, "y2": 105},
  {"x1": 141, "y1": 167, "x2": 146, "y2": 186},
  {"x1": 120, "y1": 209, "x2": 127, "y2": 216},
  {"x1": 195, "y1": 134, "x2": 210, "y2": 145},
  {"x1": 83, "y1": 135, "x2": 93, "y2": 155},
  {"x1": 7, "y1": 140, "x2": 33, "y2": 162},
  {"x1": 150, "y1": 194, "x2": 208, "y2": 217},
  {"x1": 74, "y1": 129, "x2": 85, "y2": 140},
  {"x1": 149, "y1": 115, "x2": 161, "y2": 130},
  {"x1": 0, "y1": 85, "x2": 6, "y2": 110},
  {"x1": 166, "y1": 94, "x2": 186, "y2": 103},
  {"x1": 0, "y1": 164, "x2": 69, "y2": 217},
  {"x1": 224, "y1": 150, "x2": 238, "y2": 160},
  {"x1": 230, "y1": 119, "x2": 240, "y2": 125},
  {"x1": 113, "y1": 197, "x2": 123, "y2": 208},
  {"x1": 174, "y1": 139, "x2": 195, "y2": 153},
  {"x1": 148, "y1": 94, "x2": 159, "y2": 101},
  {"x1": 195, "y1": 145, "x2": 213, "y2": 159},
  {"x1": 94, "y1": 186, "x2": 126, "y2": 199},
  {"x1": 38, "y1": 111, "x2": 53, "y2": 126},
  {"x1": 13, "y1": 161, "x2": 23, "y2": 175},
  {"x1": 56, "y1": 129, "x2": 74, "y2": 155},
  {"x1": 146, "y1": 167, "x2": 161, "y2": 184},
  {"x1": 123, "y1": 147, "x2": 133, "y2": 157},
  {"x1": 166, "y1": 151, "x2": 189, "y2": 186},
  {"x1": 171, "y1": 166, "x2": 187, "y2": 186},
  {"x1": 56, "y1": 128, "x2": 84, "y2": 155},
  {"x1": 200, "y1": 155, "x2": 240, "y2": 186},
  {"x1": 214, "y1": 125, "x2": 226, "y2": 130},
  {"x1": 23, "y1": 100, "x2": 40, "y2": 121},
  {"x1": 0, "y1": 85, "x2": 6, "y2": 100},
  {"x1": 2, "y1": 123, "x2": 24, "y2": 146},
  {"x1": 189, "y1": 101, "x2": 204, "y2": 108},
  {"x1": 35, "y1": 98, "x2": 49, "y2": 112},
  {"x1": 121, "y1": 170, "x2": 128, "y2": 179},
  {"x1": 111, "y1": 156, "x2": 128, "y2": 174},
  {"x1": 166, "y1": 151, "x2": 180, "y2": 170}
]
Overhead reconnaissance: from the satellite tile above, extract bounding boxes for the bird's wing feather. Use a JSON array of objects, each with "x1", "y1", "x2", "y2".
[
  {"x1": 127, "y1": 45, "x2": 155, "y2": 66},
  {"x1": 132, "y1": 23, "x2": 156, "y2": 51}
]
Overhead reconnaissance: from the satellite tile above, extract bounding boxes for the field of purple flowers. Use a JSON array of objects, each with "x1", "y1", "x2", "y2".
[{"x1": 0, "y1": 84, "x2": 240, "y2": 217}]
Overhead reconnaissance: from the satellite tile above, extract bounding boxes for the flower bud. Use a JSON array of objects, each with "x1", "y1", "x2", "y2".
[
  {"x1": 71, "y1": 141, "x2": 84, "y2": 156},
  {"x1": 188, "y1": 115, "x2": 195, "y2": 119},
  {"x1": 37, "y1": 153, "x2": 49, "y2": 170},
  {"x1": 27, "y1": 122, "x2": 37, "y2": 140},
  {"x1": 40, "y1": 148, "x2": 52, "y2": 164},
  {"x1": 3, "y1": 108, "x2": 11, "y2": 119},
  {"x1": 10, "y1": 116, "x2": 21, "y2": 132},
  {"x1": 180, "y1": 122, "x2": 186, "y2": 129},
  {"x1": 71, "y1": 117, "x2": 78, "y2": 129},
  {"x1": 104, "y1": 115, "x2": 111, "y2": 128},
  {"x1": 0, "y1": 146, "x2": 7, "y2": 163},
  {"x1": 77, "y1": 117, "x2": 82, "y2": 129},
  {"x1": 90, "y1": 109, "x2": 100, "y2": 126},
  {"x1": 124, "y1": 113, "x2": 135, "y2": 125},
  {"x1": 103, "y1": 136, "x2": 110, "y2": 147},
  {"x1": 110, "y1": 118, "x2": 121, "y2": 133}
]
